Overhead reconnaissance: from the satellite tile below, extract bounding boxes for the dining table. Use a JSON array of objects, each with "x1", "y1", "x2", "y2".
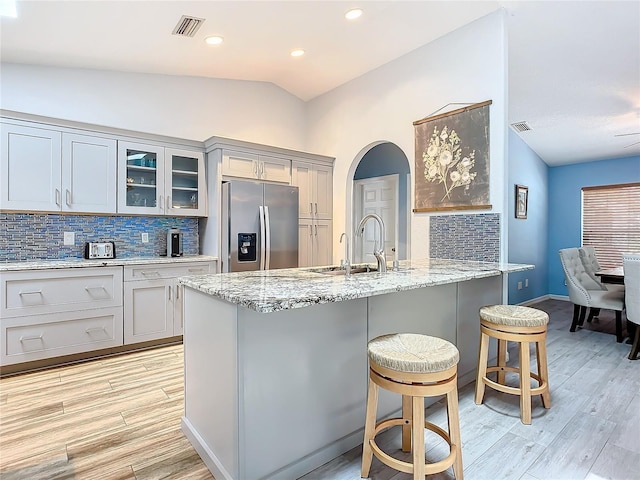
[{"x1": 595, "y1": 266, "x2": 625, "y2": 285}]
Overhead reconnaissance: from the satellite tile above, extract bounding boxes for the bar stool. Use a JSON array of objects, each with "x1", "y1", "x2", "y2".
[
  {"x1": 475, "y1": 305, "x2": 551, "y2": 425},
  {"x1": 361, "y1": 333, "x2": 463, "y2": 479}
]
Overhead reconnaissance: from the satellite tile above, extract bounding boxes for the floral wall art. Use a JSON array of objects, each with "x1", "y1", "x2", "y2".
[{"x1": 413, "y1": 100, "x2": 492, "y2": 212}]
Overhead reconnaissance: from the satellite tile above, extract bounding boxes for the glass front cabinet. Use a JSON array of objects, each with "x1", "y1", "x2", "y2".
[{"x1": 117, "y1": 142, "x2": 206, "y2": 216}]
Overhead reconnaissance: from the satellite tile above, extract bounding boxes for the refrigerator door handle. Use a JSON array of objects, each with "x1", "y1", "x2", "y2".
[
  {"x1": 259, "y1": 205, "x2": 266, "y2": 270},
  {"x1": 264, "y1": 205, "x2": 271, "y2": 270}
]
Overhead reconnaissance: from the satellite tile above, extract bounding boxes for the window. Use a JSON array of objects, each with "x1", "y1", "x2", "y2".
[{"x1": 582, "y1": 182, "x2": 640, "y2": 268}]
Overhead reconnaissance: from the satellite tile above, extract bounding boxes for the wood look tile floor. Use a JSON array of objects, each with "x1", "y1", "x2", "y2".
[{"x1": 1, "y1": 299, "x2": 639, "y2": 480}]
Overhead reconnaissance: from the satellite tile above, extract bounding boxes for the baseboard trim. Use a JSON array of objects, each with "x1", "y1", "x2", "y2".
[
  {"x1": 182, "y1": 416, "x2": 234, "y2": 480},
  {"x1": 517, "y1": 294, "x2": 551, "y2": 306},
  {"x1": 516, "y1": 294, "x2": 571, "y2": 306},
  {"x1": 549, "y1": 294, "x2": 570, "y2": 302}
]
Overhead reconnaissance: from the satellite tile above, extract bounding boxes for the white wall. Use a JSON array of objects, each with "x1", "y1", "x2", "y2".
[
  {"x1": 305, "y1": 11, "x2": 509, "y2": 262},
  {"x1": 0, "y1": 63, "x2": 307, "y2": 149}
]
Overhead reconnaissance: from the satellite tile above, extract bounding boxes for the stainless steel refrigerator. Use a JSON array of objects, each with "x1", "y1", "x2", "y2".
[{"x1": 221, "y1": 180, "x2": 299, "y2": 272}]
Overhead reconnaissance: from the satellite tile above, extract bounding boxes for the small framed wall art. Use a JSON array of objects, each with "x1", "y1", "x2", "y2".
[{"x1": 515, "y1": 184, "x2": 528, "y2": 219}]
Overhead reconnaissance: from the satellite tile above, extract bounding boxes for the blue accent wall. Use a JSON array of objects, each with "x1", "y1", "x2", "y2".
[
  {"x1": 508, "y1": 130, "x2": 549, "y2": 304},
  {"x1": 0, "y1": 213, "x2": 199, "y2": 261},
  {"x1": 547, "y1": 155, "x2": 640, "y2": 296}
]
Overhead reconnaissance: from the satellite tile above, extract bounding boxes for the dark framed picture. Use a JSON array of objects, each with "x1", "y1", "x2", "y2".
[
  {"x1": 515, "y1": 184, "x2": 528, "y2": 219},
  {"x1": 413, "y1": 100, "x2": 492, "y2": 212}
]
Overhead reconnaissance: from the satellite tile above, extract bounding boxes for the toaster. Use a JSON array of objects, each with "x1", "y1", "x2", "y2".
[{"x1": 84, "y1": 241, "x2": 116, "y2": 259}]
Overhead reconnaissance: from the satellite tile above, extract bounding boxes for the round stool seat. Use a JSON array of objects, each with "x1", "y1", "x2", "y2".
[
  {"x1": 479, "y1": 305, "x2": 549, "y2": 328},
  {"x1": 368, "y1": 333, "x2": 459, "y2": 374}
]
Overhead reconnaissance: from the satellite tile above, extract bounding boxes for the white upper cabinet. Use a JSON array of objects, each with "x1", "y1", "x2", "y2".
[
  {"x1": 292, "y1": 161, "x2": 333, "y2": 220},
  {"x1": 118, "y1": 142, "x2": 206, "y2": 216},
  {"x1": 165, "y1": 148, "x2": 206, "y2": 217},
  {"x1": 117, "y1": 141, "x2": 165, "y2": 215},
  {"x1": 222, "y1": 150, "x2": 291, "y2": 183},
  {"x1": 1, "y1": 122, "x2": 116, "y2": 213},
  {"x1": 62, "y1": 133, "x2": 117, "y2": 213}
]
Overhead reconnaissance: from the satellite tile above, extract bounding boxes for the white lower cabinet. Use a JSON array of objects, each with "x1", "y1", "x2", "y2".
[
  {"x1": 2, "y1": 308, "x2": 123, "y2": 366},
  {"x1": 0, "y1": 267, "x2": 124, "y2": 366},
  {"x1": 0, "y1": 260, "x2": 216, "y2": 368},
  {"x1": 123, "y1": 261, "x2": 215, "y2": 344},
  {"x1": 124, "y1": 279, "x2": 173, "y2": 344}
]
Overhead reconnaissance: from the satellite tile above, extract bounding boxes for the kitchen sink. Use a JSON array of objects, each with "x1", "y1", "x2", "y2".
[{"x1": 311, "y1": 265, "x2": 378, "y2": 275}]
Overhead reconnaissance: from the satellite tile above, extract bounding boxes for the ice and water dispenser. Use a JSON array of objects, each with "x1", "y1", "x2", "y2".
[{"x1": 237, "y1": 233, "x2": 257, "y2": 262}]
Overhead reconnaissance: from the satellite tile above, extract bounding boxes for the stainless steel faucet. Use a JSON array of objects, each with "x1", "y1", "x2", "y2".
[
  {"x1": 355, "y1": 214, "x2": 387, "y2": 273},
  {"x1": 339, "y1": 232, "x2": 351, "y2": 277}
]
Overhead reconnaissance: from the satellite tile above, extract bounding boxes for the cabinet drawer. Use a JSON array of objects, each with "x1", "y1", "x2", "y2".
[
  {"x1": 1, "y1": 267, "x2": 123, "y2": 318},
  {"x1": 1, "y1": 307, "x2": 124, "y2": 366},
  {"x1": 124, "y1": 261, "x2": 214, "y2": 281}
]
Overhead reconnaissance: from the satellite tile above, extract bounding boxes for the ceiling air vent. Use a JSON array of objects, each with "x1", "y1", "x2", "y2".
[
  {"x1": 172, "y1": 15, "x2": 205, "y2": 37},
  {"x1": 511, "y1": 121, "x2": 532, "y2": 132}
]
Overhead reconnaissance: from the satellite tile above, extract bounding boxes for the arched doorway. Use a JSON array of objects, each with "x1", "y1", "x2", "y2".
[{"x1": 346, "y1": 142, "x2": 411, "y2": 263}]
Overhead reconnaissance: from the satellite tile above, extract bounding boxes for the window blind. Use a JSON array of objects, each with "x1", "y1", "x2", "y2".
[{"x1": 582, "y1": 182, "x2": 640, "y2": 268}]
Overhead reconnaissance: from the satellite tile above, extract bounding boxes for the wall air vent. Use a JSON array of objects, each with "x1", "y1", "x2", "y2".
[
  {"x1": 511, "y1": 121, "x2": 532, "y2": 132},
  {"x1": 172, "y1": 15, "x2": 205, "y2": 37}
]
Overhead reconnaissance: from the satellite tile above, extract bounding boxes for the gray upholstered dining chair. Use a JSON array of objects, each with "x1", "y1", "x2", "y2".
[
  {"x1": 559, "y1": 248, "x2": 625, "y2": 342},
  {"x1": 578, "y1": 246, "x2": 625, "y2": 322},
  {"x1": 579, "y1": 246, "x2": 625, "y2": 290},
  {"x1": 622, "y1": 253, "x2": 640, "y2": 360}
]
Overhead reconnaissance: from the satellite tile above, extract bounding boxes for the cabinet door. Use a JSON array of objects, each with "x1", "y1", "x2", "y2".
[
  {"x1": 313, "y1": 220, "x2": 333, "y2": 267},
  {"x1": 292, "y1": 162, "x2": 312, "y2": 218},
  {"x1": 298, "y1": 219, "x2": 314, "y2": 268},
  {"x1": 62, "y1": 133, "x2": 116, "y2": 213},
  {"x1": 165, "y1": 148, "x2": 206, "y2": 217},
  {"x1": 312, "y1": 164, "x2": 333, "y2": 220},
  {"x1": 117, "y1": 141, "x2": 165, "y2": 215},
  {"x1": 221, "y1": 151, "x2": 259, "y2": 179},
  {"x1": 0, "y1": 123, "x2": 61, "y2": 211},
  {"x1": 259, "y1": 155, "x2": 291, "y2": 183},
  {"x1": 124, "y1": 279, "x2": 172, "y2": 344}
]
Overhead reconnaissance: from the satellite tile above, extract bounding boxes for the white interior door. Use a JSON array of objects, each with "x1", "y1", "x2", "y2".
[{"x1": 354, "y1": 175, "x2": 398, "y2": 264}]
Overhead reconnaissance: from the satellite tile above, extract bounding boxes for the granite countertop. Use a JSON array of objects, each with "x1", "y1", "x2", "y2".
[
  {"x1": 179, "y1": 258, "x2": 534, "y2": 313},
  {"x1": 0, "y1": 255, "x2": 218, "y2": 272}
]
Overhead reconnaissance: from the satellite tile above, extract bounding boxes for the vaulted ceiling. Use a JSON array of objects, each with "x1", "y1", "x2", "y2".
[{"x1": 1, "y1": 1, "x2": 638, "y2": 166}]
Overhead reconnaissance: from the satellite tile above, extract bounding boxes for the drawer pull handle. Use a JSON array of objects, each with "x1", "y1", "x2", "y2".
[
  {"x1": 141, "y1": 271, "x2": 161, "y2": 277},
  {"x1": 84, "y1": 286, "x2": 107, "y2": 292},
  {"x1": 19, "y1": 290, "x2": 43, "y2": 296},
  {"x1": 20, "y1": 334, "x2": 43, "y2": 343},
  {"x1": 85, "y1": 327, "x2": 107, "y2": 335},
  {"x1": 187, "y1": 268, "x2": 205, "y2": 273}
]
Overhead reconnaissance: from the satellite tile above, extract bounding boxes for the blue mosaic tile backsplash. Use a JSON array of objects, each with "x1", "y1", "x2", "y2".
[
  {"x1": 429, "y1": 213, "x2": 500, "y2": 262},
  {"x1": 0, "y1": 213, "x2": 199, "y2": 262}
]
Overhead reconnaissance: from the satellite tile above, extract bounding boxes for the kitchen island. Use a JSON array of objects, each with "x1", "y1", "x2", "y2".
[{"x1": 179, "y1": 258, "x2": 533, "y2": 480}]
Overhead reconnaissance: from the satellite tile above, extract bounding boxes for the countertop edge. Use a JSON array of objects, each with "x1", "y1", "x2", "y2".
[
  {"x1": 181, "y1": 260, "x2": 535, "y2": 313},
  {"x1": 0, "y1": 255, "x2": 219, "y2": 272}
]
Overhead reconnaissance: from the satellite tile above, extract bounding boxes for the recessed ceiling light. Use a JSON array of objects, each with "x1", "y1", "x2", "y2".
[
  {"x1": 205, "y1": 36, "x2": 224, "y2": 46},
  {"x1": 345, "y1": 8, "x2": 363, "y2": 20},
  {"x1": 290, "y1": 49, "x2": 305, "y2": 58}
]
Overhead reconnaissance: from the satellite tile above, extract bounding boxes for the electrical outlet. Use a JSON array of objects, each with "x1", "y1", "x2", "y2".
[
  {"x1": 141, "y1": 232, "x2": 149, "y2": 243},
  {"x1": 517, "y1": 281, "x2": 523, "y2": 290},
  {"x1": 63, "y1": 232, "x2": 75, "y2": 246},
  {"x1": 525, "y1": 278, "x2": 529, "y2": 288}
]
